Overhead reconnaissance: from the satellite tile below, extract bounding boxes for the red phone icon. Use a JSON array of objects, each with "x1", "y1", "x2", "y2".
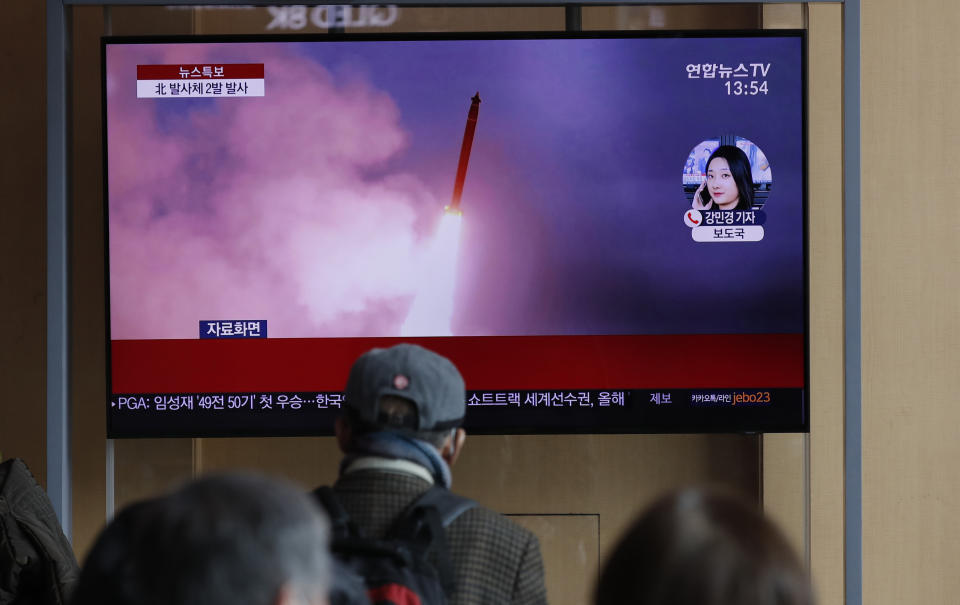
[{"x1": 686, "y1": 211, "x2": 700, "y2": 225}]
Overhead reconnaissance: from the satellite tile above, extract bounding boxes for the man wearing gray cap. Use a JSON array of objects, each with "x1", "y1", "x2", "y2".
[{"x1": 327, "y1": 343, "x2": 547, "y2": 605}]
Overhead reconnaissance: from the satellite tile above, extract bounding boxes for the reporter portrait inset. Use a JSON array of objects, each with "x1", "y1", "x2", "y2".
[
  {"x1": 682, "y1": 137, "x2": 771, "y2": 242},
  {"x1": 694, "y1": 145, "x2": 754, "y2": 210}
]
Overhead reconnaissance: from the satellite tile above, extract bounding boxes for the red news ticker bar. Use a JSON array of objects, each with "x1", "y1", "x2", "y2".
[
  {"x1": 111, "y1": 334, "x2": 804, "y2": 393},
  {"x1": 136, "y1": 63, "x2": 265, "y2": 80}
]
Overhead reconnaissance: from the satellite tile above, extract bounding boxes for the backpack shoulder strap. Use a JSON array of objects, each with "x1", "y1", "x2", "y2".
[
  {"x1": 313, "y1": 486, "x2": 363, "y2": 539},
  {"x1": 387, "y1": 486, "x2": 477, "y2": 594},
  {"x1": 408, "y1": 486, "x2": 477, "y2": 528}
]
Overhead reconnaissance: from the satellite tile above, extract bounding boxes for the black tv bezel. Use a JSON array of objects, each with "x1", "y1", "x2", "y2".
[{"x1": 101, "y1": 29, "x2": 809, "y2": 438}]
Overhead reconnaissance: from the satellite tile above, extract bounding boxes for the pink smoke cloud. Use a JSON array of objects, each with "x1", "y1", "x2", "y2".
[{"x1": 107, "y1": 43, "x2": 439, "y2": 339}]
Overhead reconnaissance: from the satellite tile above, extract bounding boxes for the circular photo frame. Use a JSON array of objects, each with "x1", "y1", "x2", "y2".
[{"x1": 682, "y1": 136, "x2": 772, "y2": 211}]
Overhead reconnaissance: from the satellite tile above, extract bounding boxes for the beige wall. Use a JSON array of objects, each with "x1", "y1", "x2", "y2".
[
  {"x1": 805, "y1": 5, "x2": 846, "y2": 604},
  {"x1": 861, "y1": 1, "x2": 960, "y2": 603}
]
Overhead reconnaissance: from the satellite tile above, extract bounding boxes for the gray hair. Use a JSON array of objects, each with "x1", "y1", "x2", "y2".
[{"x1": 71, "y1": 473, "x2": 330, "y2": 605}]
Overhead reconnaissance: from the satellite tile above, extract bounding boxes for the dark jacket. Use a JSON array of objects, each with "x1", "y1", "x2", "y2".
[
  {"x1": 333, "y1": 468, "x2": 547, "y2": 605},
  {"x1": 0, "y1": 459, "x2": 79, "y2": 605}
]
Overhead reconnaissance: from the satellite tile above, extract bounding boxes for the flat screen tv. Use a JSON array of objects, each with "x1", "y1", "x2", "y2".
[{"x1": 103, "y1": 31, "x2": 807, "y2": 437}]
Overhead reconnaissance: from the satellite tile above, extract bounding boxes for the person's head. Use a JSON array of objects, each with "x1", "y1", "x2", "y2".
[
  {"x1": 595, "y1": 488, "x2": 813, "y2": 605},
  {"x1": 705, "y1": 145, "x2": 755, "y2": 210},
  {"x1": 71, "y1": 473, "x2": 331, "y2": 605},
  {"x1": 336, "y1": 343, "x2": 467, "y2": 465}
]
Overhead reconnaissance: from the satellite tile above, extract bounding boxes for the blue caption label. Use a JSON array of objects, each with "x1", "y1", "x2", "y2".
[{"x1": 199, "y1": 320, "x2": 267, "y2": 339}]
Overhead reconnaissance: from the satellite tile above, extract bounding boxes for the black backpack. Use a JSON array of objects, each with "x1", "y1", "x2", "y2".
[{"x1": 314, "y1": 485, "x2": 476, "y2": 605}]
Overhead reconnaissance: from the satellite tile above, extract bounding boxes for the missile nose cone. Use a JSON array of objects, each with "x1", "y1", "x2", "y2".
[{"x1": 472, "y1": 92, "x2": 481, "y2": 104}]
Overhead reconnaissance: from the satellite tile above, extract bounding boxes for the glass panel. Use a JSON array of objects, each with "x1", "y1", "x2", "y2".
[
  {"x1": 344, "y1": 6, "x2": 565, "y2": 33},
  {"x1": 762, "y1": 3, "x2": 806, "y2": 29},
  {"x1": 107, "y1": 5, "x2": 564, "y2": 36},
  {"x1": 108, "y1": 6, "x2": 195, "y2": 36},
  {"x1": 105, "y1": 4, "x2": 773, "y2": 36},
  {"x1": 583, "y1": 4, "x2": 762, "y2": 30}
]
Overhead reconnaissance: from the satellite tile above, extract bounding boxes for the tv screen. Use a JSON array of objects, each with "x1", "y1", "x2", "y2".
[{"x1": 103, "y1": 31, "x2": 807, "y2": 437}]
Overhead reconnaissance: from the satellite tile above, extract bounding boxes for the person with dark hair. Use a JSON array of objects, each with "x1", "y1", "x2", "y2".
[
  {"x1": 70, "y1": 473, "x2": 331, "y2": 605},
  {"x1": 693, "y1": 145, "x2": 755, "y2": 211},
  {"x1": 321, "y1": 343, "x2": 547, "y2": 605},
  {"x1": 594, "y1": 488, "x2": 813, "y2": 605}
]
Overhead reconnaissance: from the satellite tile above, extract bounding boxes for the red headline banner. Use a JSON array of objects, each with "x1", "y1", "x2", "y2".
[
  {"x1": 111, "y1": 334, "x2": 804, "y2": 393},
  {"x1": 136, "y1": 63, "x2": 265, "y2": 79}
]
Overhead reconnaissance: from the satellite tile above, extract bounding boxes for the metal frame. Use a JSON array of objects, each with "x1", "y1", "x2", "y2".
[
  {"x1": 46, "y1": 3, "x2": 861, "y2": 604},
  {"x1": 841, "y1": 3, "x2": 861, "y2": 605},
  {"x1": 46, "y1": 0, "x2": 71, "y2": 542}
]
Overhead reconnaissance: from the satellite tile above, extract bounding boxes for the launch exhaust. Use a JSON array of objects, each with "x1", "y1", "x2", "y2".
[{"x1": 401, "y1": 94, "x2": 480, "y2": 336}]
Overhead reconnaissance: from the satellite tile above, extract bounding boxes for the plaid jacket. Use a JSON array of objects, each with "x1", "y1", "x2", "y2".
[{"x1": 332, "y1": 469, "x2": 548, "y2": 605}]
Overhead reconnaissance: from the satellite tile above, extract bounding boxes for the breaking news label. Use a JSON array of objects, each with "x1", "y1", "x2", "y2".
[{"x1": 136, "y1": 63, "x2": 265, "y2": 98}]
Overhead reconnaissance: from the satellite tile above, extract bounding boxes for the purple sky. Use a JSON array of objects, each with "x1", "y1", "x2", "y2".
[{"x1": 106, "y1": 36, "x2": 805, "y2": 340}]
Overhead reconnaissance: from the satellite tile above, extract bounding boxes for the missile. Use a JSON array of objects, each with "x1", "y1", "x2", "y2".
[{"x1": 446, "y1": 93, "x2": 481, "y2": 215}]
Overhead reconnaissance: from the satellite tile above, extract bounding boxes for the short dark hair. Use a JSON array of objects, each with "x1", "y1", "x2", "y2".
[
  {"x1": 71, "y1": 474, "x2": 330, "y2": 605},
  {"x1": 706, "y1": 145, "x2": 755, "y2": 210},
  {"x1": 595, "y1": 488, "x2": 813, "y2": 605},
  {"x1": 345, "y1": 395, "x2": 454, "y2": 448}
]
